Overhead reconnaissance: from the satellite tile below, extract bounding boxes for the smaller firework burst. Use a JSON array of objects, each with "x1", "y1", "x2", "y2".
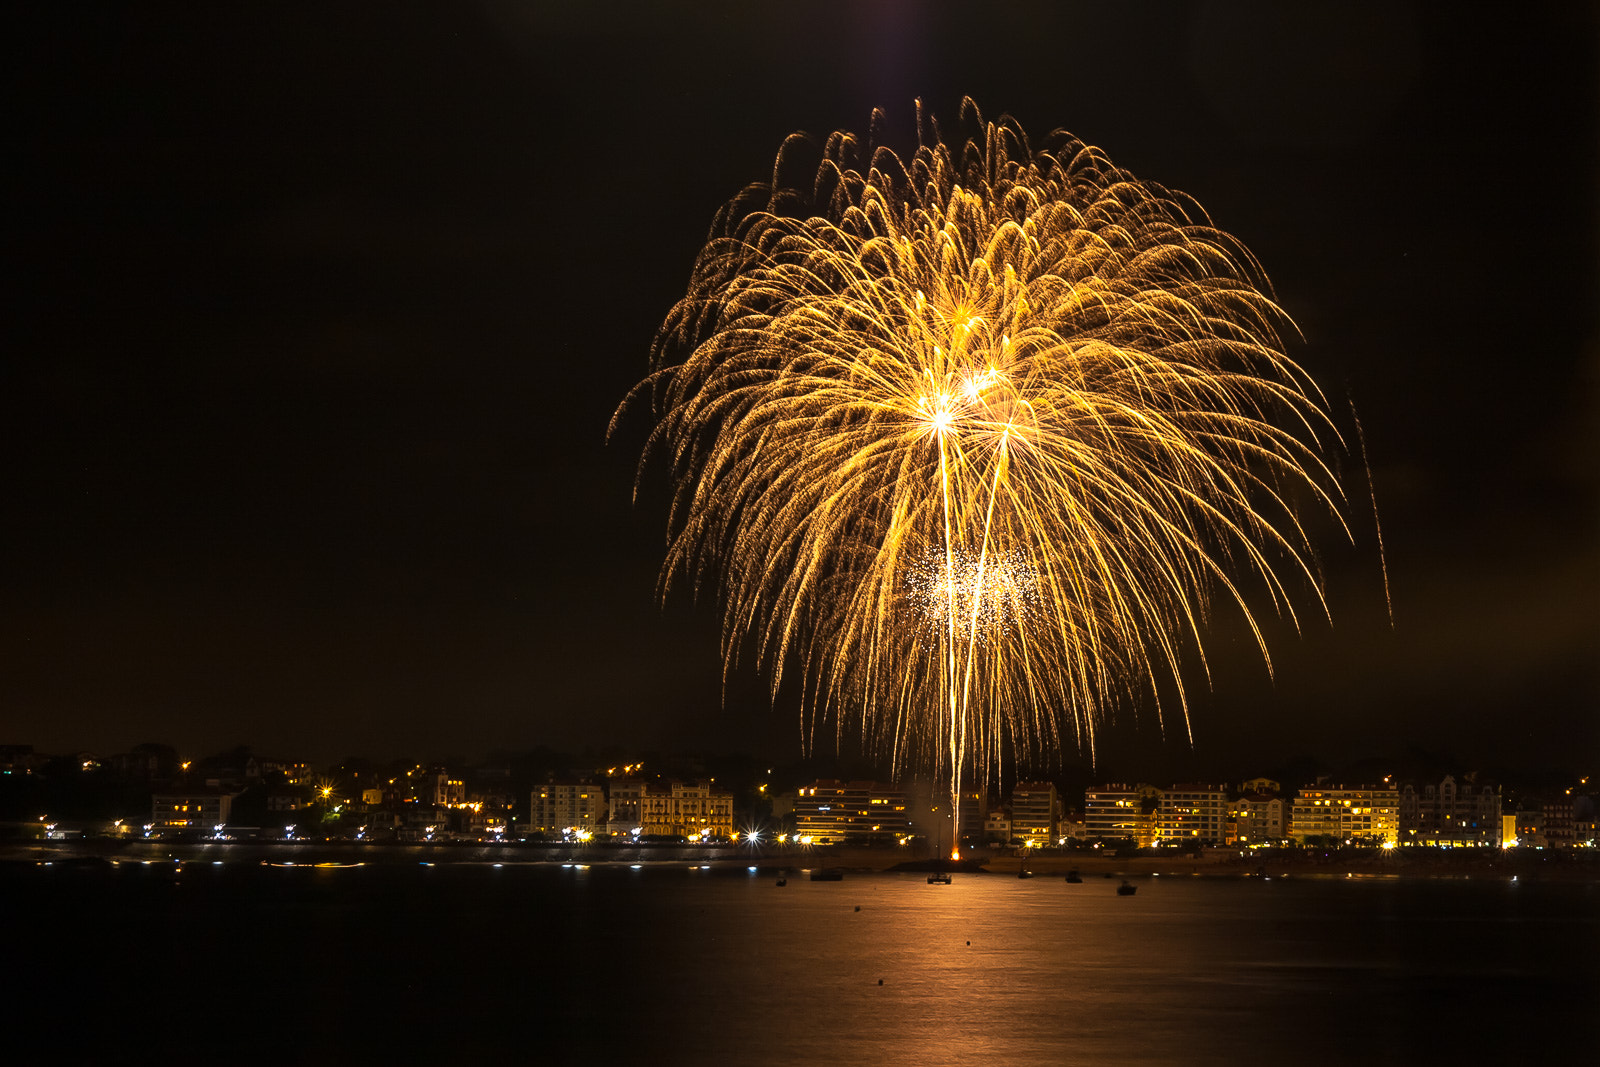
[{"x1": 904, "y1": 547, "x2": 1040, "y2": 647}]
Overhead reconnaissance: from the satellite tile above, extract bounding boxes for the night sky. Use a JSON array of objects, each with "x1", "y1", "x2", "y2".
[{"x1": 6, "y1": 3, "x2": 1596, "y2": 776}]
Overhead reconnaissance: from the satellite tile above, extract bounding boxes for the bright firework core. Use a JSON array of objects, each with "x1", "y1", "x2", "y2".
[{"x1": 619, "y1": 99, "x2": 1361, "y2": 849}]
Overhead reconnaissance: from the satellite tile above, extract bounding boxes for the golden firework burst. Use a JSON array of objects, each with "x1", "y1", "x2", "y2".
[{"x1": 617, "y1": 99, "x2": 1356, "y2": 827}]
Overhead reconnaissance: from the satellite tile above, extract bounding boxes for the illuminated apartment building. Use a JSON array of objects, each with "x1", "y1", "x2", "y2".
[
  {"x1": 528, "y1": 779, "x2": 603, "y2": 837},
  {"x1": 899, "y1": 783, "x2": 983, "y2": 849},
  {"x1": 1157, "y1": 784, "x2": 1229, "y2": 845},
  {"x1": 1512, "y1": 807, "x2": 1546, "y2": 848},
  {"x1": 151, "y1": 788, "x2": 239, "y2": 832},
  {"x1": 1397, "y1": 775, "x2": 1502, "y2": 847},
  {"x1": 957, "y1": 790, "x2": 984, "y2": 844},
  {"x1": 1503, "y1": 794, "x2": 1574, "y2": 849},
  {"x1": 425, "y1": 767, "x2": 466, "y2": 806},
  {"x1": 382, "y1": 764, "x2": 461, "y2": 809},
  {"x1": 1008, "y1": 782, "x2": 1058, "y2": 845},
  {"x1": 258, "y1": 759, "x2": 311, "y2": 785},
  {"x1": 1289, "y1": 784, "x2": 1399, "y2": 846},
  {"x1": 606, "y1": 777, "x2": 646, "y2": 835},
  {"x1": 1539, "y1": 796, "x2": 1575, "y2": 848},
  {"x1": 1084, "y1": 784, "x2": 1161, "y2": 847},
  {"x1": 794, "y1": 780, "x2": 911, "y2": 844},
  {"x1": 1232, "y1": 778, "x2": 1287, "y2": 845},
  {"x1": 1232, "y1": 793, "x2": 1287, "y2": 845}
]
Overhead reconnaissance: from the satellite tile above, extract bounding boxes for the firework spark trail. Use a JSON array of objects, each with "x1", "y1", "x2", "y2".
[
  {"x1": 616, "y1": 99, "x2": 1363, "y2": 849},
  {"x1": 1350, "y1": 398, "x2": 1396, "y2": 629}
]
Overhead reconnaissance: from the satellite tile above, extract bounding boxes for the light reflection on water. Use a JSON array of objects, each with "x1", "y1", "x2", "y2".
[
  {"x1": 602, "y1": 870, "x2": 1596, "y2": 1065},
  {"x1": 7, "y1": 862, "x2": 1596, "y2": 1063}
]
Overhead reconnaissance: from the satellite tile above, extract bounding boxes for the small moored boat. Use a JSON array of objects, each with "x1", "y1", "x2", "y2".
[{"x1": 1116, "y1": 880, "x2": 1137, "y2": 896}]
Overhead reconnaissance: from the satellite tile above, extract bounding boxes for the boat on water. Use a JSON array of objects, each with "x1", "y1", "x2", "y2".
[
  {"x1": 809, "y1": 868, "x2": 844, "y2": 882},
  {"x1": 927, "y1": 871, "x2": 952, "y2": 884},
  {"x1": 1064, "y1": 870, "x2": 1082, "y2": 883},
  {"x1": 1117, "y1": 880, "x2": 1137, "y2": 896},
  {"x1": 1017, "y1": 869, "x2": 1034, "y2": 879}
]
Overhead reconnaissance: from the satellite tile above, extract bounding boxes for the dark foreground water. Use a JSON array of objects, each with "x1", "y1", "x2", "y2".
[{"x1": 7, "y1": 857, "x2": 1595, "y2": 1064}]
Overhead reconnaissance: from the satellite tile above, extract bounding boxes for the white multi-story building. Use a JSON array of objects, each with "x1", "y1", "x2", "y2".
[
  {"x1": 1290, "y1": 785, "x2": 1399, "y2": 846},
  {"x1": 1084, "y1": 784, "x2": 1161, "y2": 847},
  {"x1": 528, "y1": 780, "x2": 604, "y2": 837},
  {"x1": 151, "y1": 789, "x2": 239, "y2": 832},
  {"x1": 1234, "y1": 778, "x2": 1287, "y2": 845},
  {"x1": 1009, "y1": 782, "x2": 1058, "y2": 845},
  {"x1": 1157, "y1": 784, "x2": 1229, "y2": 845},
  {"x1": 794, "y1": 780, "x2": 911, "y2": 844}
]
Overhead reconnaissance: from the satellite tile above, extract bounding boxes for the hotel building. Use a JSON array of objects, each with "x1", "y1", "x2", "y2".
[
  {"x1": 638, "y1": 780, "x2": 735, "y2": 840},
  {"x1": 1397, "y1": 775, "x2": 1502, "y2": 847}
]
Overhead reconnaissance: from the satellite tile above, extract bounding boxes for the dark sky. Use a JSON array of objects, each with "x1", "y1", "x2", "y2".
[{"x1": 6, "y1": 2, "x2": 1596, "y2": 776}]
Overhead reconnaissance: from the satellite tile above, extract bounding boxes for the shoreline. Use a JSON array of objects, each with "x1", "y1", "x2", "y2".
[{"x1": 6, "y1": 838, "x2": 1598, "y2": 883}]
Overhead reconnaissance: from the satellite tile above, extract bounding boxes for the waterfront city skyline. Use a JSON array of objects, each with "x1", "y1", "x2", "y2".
[{"x1": 6, "y1": 5, "x2": 1596, "y2": 773}]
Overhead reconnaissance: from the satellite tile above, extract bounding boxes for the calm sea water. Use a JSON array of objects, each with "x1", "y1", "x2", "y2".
[{"x1": 8, "y1": 856, "x2": 1595, "y2": 1064}]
